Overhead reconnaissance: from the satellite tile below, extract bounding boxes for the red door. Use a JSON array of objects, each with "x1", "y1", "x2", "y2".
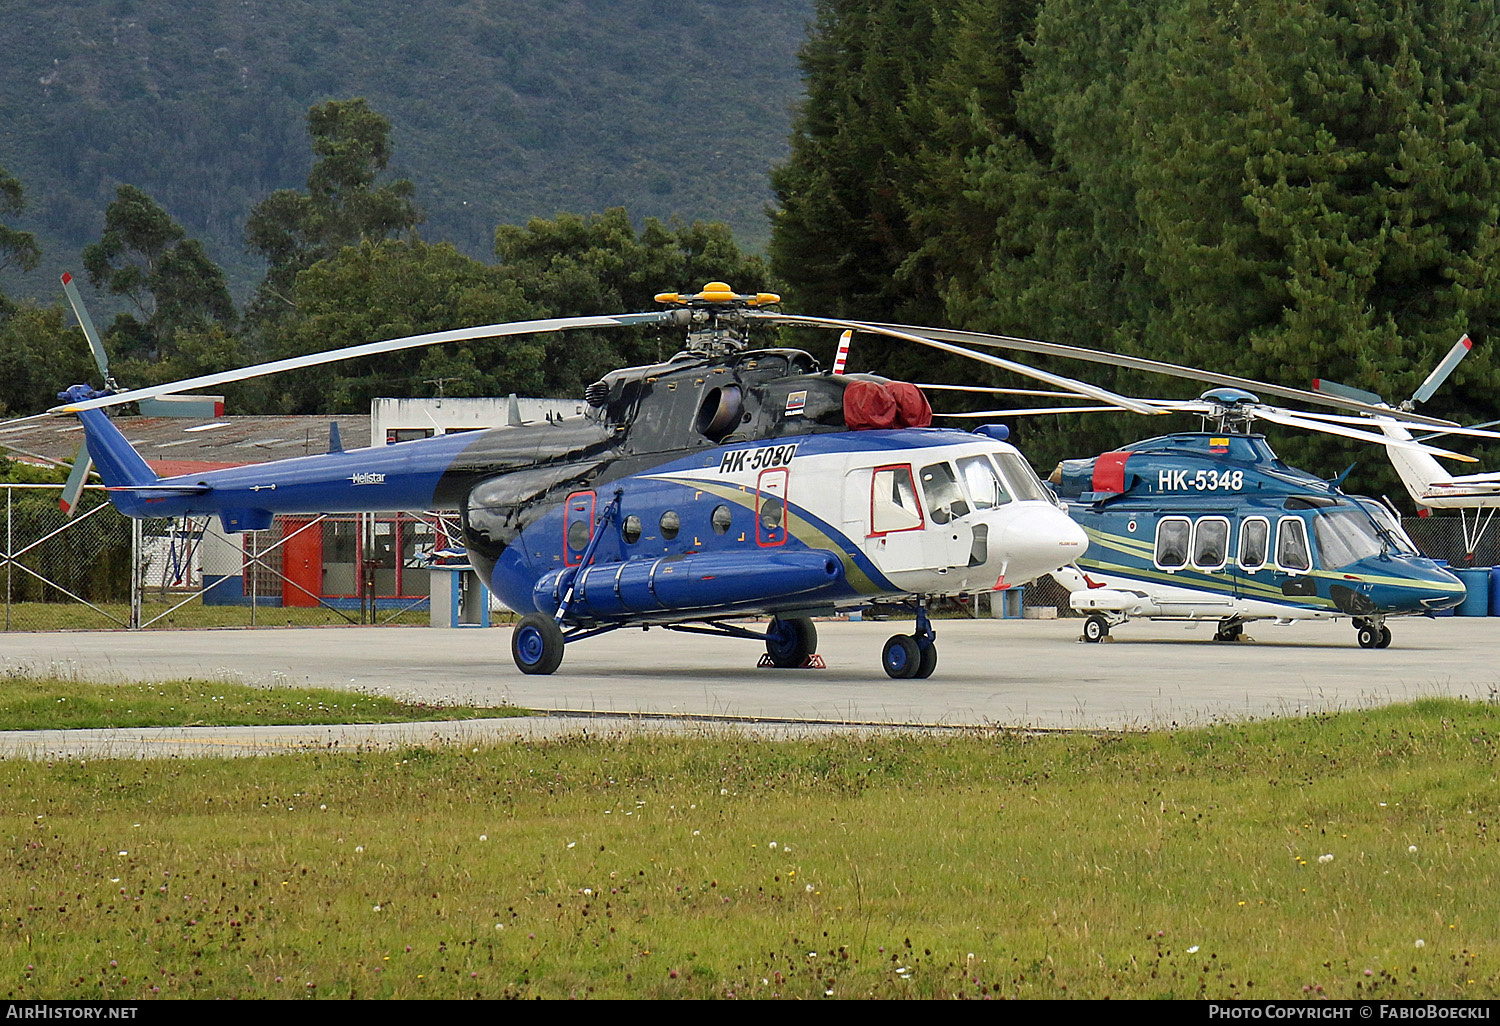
[{"x1": 281, "y1": 518, "x2": 323, "y2": 607}]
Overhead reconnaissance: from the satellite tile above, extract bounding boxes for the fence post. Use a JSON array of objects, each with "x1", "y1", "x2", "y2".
[
  {"x1": 5, "y1": 487, "x2": 10, "y2": 632},
  {"x1": 130, "y1": 516, "x2": 142, "y2": 629},
  {"x1": 249, "y1": 529, "x2": 258, "y2": 627}
]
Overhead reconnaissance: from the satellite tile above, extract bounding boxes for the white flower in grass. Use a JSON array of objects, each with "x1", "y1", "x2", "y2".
[{"x1": 1318, "y1": 853, "x2": 1334, "y2": 864}]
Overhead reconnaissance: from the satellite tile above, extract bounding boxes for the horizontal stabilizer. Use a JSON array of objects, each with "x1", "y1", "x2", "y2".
[{"x1": 138, "y1": 395, "x2": 225, "y2": 419}]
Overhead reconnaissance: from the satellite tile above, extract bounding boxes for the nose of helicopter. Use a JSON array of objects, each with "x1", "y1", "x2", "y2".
[
  {"x1": 1405, "y1": 561, "x2": 1467, "y2": 613},
  {"x1": 995, "y1": 503, "x2": 1089, "y2": 580}
]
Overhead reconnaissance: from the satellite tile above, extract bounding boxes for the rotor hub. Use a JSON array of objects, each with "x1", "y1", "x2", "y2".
[{"x1": 655, "y1": 283, "x2": 780, "y2": 358}]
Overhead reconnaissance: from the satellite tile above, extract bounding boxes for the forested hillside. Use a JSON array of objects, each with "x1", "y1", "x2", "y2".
[
  {"x1": 0, "y1": 0, "x2": 809, "y2": 301},
  {"x1": 772, "y1": 0, "x2": 1500, "y2": 491}
]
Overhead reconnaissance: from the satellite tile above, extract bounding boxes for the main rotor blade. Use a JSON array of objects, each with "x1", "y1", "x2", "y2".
[
  {"x1": 753, "y1": 313, "x2": 1165, "y2": 416},
  {"x1": 50, "y1": 311, "x2": 675, "y2": 415},
  {"x1": 859, "y1": 322, "x2": 1460, "y2": 430},
  {"x1": 1251, "y1": 406, "x2": 1476, "y2": 461},
  {"x1": 917, "y1": 383, "x2": 1085, "y2": 399},
  {"x1": 1413, "y1": 333, "x2": 1473, "y2": 404},
  {"x1": 936, "y1": 405, "x2": 1127, "y2": 418}
]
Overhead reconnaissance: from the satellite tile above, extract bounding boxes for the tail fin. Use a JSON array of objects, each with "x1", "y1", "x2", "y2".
[
  {"x1": 1374, "y1": 417, "x2": 1451, "y2": 508},
  {"x1": 57, "y1": 385, "x2": 159, "y2": 514}
]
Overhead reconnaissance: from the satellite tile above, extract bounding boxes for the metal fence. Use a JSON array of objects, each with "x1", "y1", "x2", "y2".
[
  {"x1": 1, "y1": 486, "x2": 1490, "y2": 629},
  {"x1": 1, "y1": 484, "x2": 460, "y2": 630}
]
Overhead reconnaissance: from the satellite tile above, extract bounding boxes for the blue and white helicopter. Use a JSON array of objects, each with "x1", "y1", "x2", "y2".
[
  {"x1": 46, "y1": 283, "x2": 1124, "y2": 678},
  {"x1": 880, "y1": 324, "x2": 1491, "y2": 648}
]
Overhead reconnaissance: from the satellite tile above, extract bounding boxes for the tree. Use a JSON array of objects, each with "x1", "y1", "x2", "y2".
[
  {"x1": 769, "y1": 0, "x2": 950, "y2": 328},
  {"x1": 0, "y1": 164, "x2": 42, "y2": 321},
  {"x1": 0, "y1": 303, "x2": 97, "y2": 416},
  {"x1": 494, "y1": 208, "x2": 777, "y2": 394},
  {"x1": 258, "y1": 238, "x2": 537, "y2": 414},
  {"x1": 81, "y1": 185, "x2": 238, "y2": 363},
  {"x1": 245, "y1": 99, "x2": 423, "y2": 322}
]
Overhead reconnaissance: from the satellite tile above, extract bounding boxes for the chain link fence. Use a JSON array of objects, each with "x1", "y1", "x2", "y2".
[
  {"x1": 1, "y1": 485, "x2": 463, "y2": 631},
  {"x1": 4, "y1": 486, "x2": 1492, "y2": 630}
]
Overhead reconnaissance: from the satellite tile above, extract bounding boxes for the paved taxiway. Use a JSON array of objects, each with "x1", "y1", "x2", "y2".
[{"x1": 1, "y1": 616, "x2": 1496, "y2": 757}]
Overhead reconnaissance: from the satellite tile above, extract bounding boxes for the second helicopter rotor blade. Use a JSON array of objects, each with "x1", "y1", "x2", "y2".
[
  {"x1": 753, "y1": 312, "x2": 1166, "y2": 417},
  {"x1": 1251, "y1": 406, "x2": 1476, "y2": 461},
  {"x1": 860, "y1": 321, "x2": 1461, "y2": 430}
]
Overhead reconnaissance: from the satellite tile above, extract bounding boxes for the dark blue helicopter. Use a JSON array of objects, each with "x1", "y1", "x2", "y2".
[
  {"x1": 49, "y1": 284, "x2": 1112, "y2": 678},
  {"x1": 1040, "y1": 388, "x2": 1469, "y2": 647}
]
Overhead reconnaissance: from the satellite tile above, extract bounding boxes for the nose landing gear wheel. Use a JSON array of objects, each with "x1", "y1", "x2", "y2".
[
  {"x1": 765, "y1": 616, "x2": 817, "y2": 668},
  {"x1": 1356, "y1": 623, "x2": 1380, "y2": 649},
  {"x1": 1376, "y1": 625, "x2": 1392, "y2": 649},
  {"x1": 1082, "y1": 614, "x2": 1110, "y2": 643},
  {"x1": 513, "y1": 613, "x2": 565, "y2": 675},
  {"x1": 882, "y1": 634, "x2": 921, "y2": 678},
  {"x1": 915, "y1": 641, "x2": 938, "y2": 679}
]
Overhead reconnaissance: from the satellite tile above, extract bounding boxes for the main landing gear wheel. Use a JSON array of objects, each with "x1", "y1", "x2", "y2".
[
  {"x1": 512, "y1": 613, "x2": 565, "y2": 675},
  {"x1": 882, "y1": 634, "x2": 922, "y2": 679},
  {"x1": 1214, "y1": 621, "x2": 1244, "y2": 643},
  {"x1": 1355, "y1": 621, "x2": 1392, "y2": 650},
  {"x1": 765, "y1": 616, "x2": 817, "y2": 668},
  {"x1": 1377, "y1": 625, "x2": 1392, "y2": 649},
  {"x1": 1082, "y1": 614, "x2": 1110, "y2": 643}
]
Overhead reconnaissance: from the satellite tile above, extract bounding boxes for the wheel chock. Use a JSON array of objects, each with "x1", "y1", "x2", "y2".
[{"x1": 757, "y1": 653, "x2": 827, "y2": 669}]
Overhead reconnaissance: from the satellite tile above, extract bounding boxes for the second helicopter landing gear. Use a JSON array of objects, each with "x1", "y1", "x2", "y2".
[
  {"x1": 1355, "y1": 617, "x2": 1393, "y2": 649},
  {"x1": 883, "y1": 599, "x2": 937, "y2": 679},
  {"x1": 1213, "y1": 618, "x2": 1246, "y2": 643}
]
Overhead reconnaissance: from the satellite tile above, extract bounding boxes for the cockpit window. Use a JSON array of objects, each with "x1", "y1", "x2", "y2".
[
  {"x1": 957, "y1": 455, "x2": 1011, "y2": 509},
  {"x1": 993, "y1": 452, "x2": 1052, "y2": 503},
  {"x1": 1313, "y1": 508, "x2": 1384, "y2": 569},
  {"x1": 1355, "y1": 499, "x2": 1420, "y2": 556},
  {"x1": 920, "y1": 462, "x2": 971, "y2": 525}
]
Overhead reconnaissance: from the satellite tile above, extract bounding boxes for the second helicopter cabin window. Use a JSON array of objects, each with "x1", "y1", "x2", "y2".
[
  {"x1": 870, "y1": 465, "x2": 923, "y2": 535},
  {"x1": 1192, "y1": 518, "x2": 1230, "y2": 571},
  {"x1": 1154, "y1": 517, "x2": 1191, "y2": 570},
  {"x1": 1239, "y1": 517, "x2": 1270, "y2": 571},
  {"x1": 1276, "y1": 517, "x2": 1312, "y2": 572}
]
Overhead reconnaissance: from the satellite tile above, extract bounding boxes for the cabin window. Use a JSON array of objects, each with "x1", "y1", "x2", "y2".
[
  {"x1": 564, "y1": 491, "x2": 596, "y2": 566},
  {"x1": 920, "y1": 462, "x2": 970, "y2": 525},
  {"x1": 1313, "y1": 509, "x2": 1383, "y2": 570},
  {"x1": 993, "y1": 452, "x2": 1053, "y2": 503},
  {"x1": 1154, "y1": 517, "x2": 1191, "y2": 570},
  {"x1": 712, "y1": 504, "x2": 733, "y2": 535},
  {"x1": 660, "y1": 510, "x2": 680, "y2": 541},
  {"x1": 1238, "y1": 517, "x2": 1269, "y2": 571},
  {"x1": 757, "y1": 467, "x2": 789, "y2": 547},
  {"x1": 957, "y1": 455, "x2": 1010, "y2": 508},
  {"x1": 1276, "y1": 517, "x2": 1311, "y2": 572},
  {"x1": 871, "y1": 465, "x2": 924, "y2": 535},
  {"x1": 1192, "y1": 517, "x2": 1230, "y2": 570},
  {"x1": 622, "y1": 515, "x2": 642, "y2": 545}
]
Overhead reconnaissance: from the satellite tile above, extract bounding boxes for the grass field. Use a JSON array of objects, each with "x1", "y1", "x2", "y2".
[
  {"x1": 0, "y1": 676, "x2": 526, "y2": 731},
  {"x1": 2, "y1": 698, "x2": 1497, "y2": 999},
  {"x1": 0, "y1": 601, "x2": 439, "y2": 631}
]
